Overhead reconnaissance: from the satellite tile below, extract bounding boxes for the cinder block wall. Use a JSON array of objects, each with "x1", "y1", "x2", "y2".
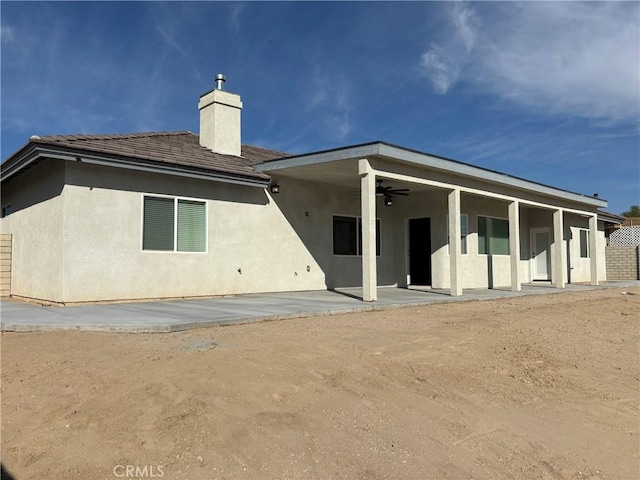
[
  {"x1": 605, "y1": 245, "x2": 639, "y2": 280},
  {"x1": 0, "y1": 234, "x2": 11, "y2": 297}
]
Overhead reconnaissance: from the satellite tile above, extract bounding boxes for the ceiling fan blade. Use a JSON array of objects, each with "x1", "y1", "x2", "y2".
[{"x1": 391, "y1": 191, "x2": 410, "y2": 196}]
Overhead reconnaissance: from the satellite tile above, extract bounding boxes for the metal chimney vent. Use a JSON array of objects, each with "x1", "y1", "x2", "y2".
[{"x1": 215, "y1": 74, "x2": 226, "y2": 90}]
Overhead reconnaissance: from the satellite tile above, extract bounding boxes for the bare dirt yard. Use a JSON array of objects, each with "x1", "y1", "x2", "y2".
[{"x1": 1, "y1": 286, "x2": 639, "y2": 480}]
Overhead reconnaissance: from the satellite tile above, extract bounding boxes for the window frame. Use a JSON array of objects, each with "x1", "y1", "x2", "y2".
[
  {"x1": 446, "y1": 213, "x2": 468, "y2": 255},
  {"x1": 141, "y1": 194, "x2": 207, "y2": 253},
  {"x1": 579, "y1": 229, "x2": 590, "y2": 258},
  {"x1": 477, "y1": 215, "x2": 510, "y2": 256},
  {"x1": 332, "y1": 214, "x2": 381, "y2": 257}
]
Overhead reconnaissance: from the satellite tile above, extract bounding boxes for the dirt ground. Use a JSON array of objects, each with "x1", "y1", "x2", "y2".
[{"x1": 1, "y1": 287, "x2": 638, "y2": 480}]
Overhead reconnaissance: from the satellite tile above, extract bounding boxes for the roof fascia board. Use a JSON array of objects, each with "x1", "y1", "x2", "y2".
[
  {"x1": 377, "y1": 144, "x2": 606, "y2": 208},
  {"x1": 2, "y1": 146, "x2": 269, "y2": 188},
  {"x1": 255, "y1": 143, "x2": 381, "y2": 172},
  {"x1": 0, "y1": 148, "x2": 40, "y2": 182},
  {"x1": 598, "y1": 212, "x2": 625, "y2": 224},
  {"x1": 256, "y1": 141, "x2": 605, "y2": 209}
]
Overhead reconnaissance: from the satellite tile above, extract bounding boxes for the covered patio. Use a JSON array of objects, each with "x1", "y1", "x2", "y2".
[{"x1": 256, "y1": 142, "x2": 606, "y2": 301}]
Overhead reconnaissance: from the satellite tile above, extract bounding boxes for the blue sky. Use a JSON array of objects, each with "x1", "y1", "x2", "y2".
[{"x1": 1, "y1": 1, "x2": 639, "y2": 214}]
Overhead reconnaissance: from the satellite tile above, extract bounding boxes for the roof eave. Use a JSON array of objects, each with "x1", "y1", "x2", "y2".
[
  {"x1": 1, "y1": 143, "x2": 270, "y2": 188},
  {"x1": 256, "y1": 141, "x2": 607, "y2": 209},
  {"x1": 597, "y1": 211, "x2": 625, "y2": 224}
]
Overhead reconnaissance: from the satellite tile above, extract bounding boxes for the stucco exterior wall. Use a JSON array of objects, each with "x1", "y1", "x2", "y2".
[
  {"x1": 0, "y1": 160, "x2": 65, "y2": 301},
  {"x1": 271, "y1": 178, "x2": 397, "y2": 290},
  {"x1": 564, "y1": 214, "x2": 607, "y2": 283},
  {"x1": 61, "y1": 163, "x2": 315, "y2": 302},
  {"x1": 58, "y1": 164, "x2": 400, "y2": 302}
]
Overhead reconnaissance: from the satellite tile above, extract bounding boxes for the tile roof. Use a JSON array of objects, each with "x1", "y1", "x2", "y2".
[{"x1": 29, "y1": 131, "x2": 290, "y2": 180}]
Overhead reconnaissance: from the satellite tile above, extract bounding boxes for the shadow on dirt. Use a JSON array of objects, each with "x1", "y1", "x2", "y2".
[{"x1": 1, "y1": 463, "x2": 16, "y2": 480}]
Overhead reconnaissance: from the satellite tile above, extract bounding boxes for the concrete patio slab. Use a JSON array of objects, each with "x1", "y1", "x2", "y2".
[{"x1": 1, "y1": 281, "x2": 638, "y2": 333}]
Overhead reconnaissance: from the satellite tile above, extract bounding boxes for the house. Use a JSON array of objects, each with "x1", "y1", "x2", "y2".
[{"x1": 0, "y1": 77, "x2": 610, "y2": 304}]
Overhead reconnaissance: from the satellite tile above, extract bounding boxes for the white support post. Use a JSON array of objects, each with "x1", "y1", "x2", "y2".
[
  {"x1": 553, "y1": 209, "x2": 565, "y2": 289},
  {"x1": 509, "y1": 201, "x2": 521, "y2": 292},
  {"x1": 589, "y1": 214, "x2": 599, "y2": 286},
  {"x1": 359, "y1": 159, "x2": 377, "y2": 302},
  {"x1": 448, "y1": 189, "x2": 462, "y2": 296}
]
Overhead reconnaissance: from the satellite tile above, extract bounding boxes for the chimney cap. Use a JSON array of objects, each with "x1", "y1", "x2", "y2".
[{"x1": 215, "y1": 74, "x2": 226, "y2": 90}]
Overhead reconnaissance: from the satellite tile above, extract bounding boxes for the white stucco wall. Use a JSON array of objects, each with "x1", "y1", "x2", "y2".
[
  {"x1": 57, "y1": 163, "x2": 400, "y2": 302},
  {"x1": 60, "y1": 163, "x2": 319, "y2": 302},
  {"x1": 0, "y1": 160, "x2": 65, "y2": 301},
  {"x1": 565, "y1": 215, "x2": 607, "y2": 283}
]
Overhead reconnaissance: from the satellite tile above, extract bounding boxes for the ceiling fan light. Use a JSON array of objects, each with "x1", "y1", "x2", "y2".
[{"x1": 384, "y1": 195, "x2": 393, "y2": 207}]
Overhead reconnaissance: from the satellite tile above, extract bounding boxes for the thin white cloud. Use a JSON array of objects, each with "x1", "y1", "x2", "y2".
[
  {"x1": 419, "y1": 2, "x2": 640, "y2": 125},
  {"x1": 307, "y1": 68, "x2": 352, "y2": 139},
  {"x1": 419, "y1": 2, "x2": 479, "y2": 94},
  {"x1": 1, "y1": 24, "x2": 15, "y2": 44},
  {"x1": 149, "y1": 3, "x2": 203, "y2": 85},
  {"x1": 228, "y1": 3, "x2": 245, "y2": 32}
]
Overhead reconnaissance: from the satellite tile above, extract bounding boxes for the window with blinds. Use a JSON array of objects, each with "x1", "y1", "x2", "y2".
[{"x1": 143, "y1": 196, "x2": 206, "y2": 252}]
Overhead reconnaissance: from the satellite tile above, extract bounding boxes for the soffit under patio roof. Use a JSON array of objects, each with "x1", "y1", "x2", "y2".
[{"x1": 256, "y1": 141, "x2": 607, "y2": 208}]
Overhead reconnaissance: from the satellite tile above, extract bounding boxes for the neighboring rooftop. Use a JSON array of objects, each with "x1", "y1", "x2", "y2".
[{"x1": 622, "y1": 217, "x2": 640, "y2": 227}]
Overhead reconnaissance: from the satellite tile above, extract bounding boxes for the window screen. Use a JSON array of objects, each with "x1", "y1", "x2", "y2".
[
  {"x1": 143, "y1": 196, "x2": 205, "y2": 252},
  {"x1": 333, "y1": 216, "x2": 380, "y2": 256},
  {"x1": 579, "y1": 229, "x2": 589, "y2": 258},
  {"x1": 143, "y1": 196, "x2": 175, "y2": 251},
  {"x1": 333, "y1": 216, "x2": 358, "y2": 255},
  {"x1": 177, "y1": 200, "x2": 206, "y2": 252}
]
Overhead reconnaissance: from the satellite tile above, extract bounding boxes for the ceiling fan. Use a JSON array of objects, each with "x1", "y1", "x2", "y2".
[
  {"x1": 375, "y1": 180, "x2": 409, "y2": 197},
  {"x1": 351, "y1": 180, "x2": 409, "y2": 206}
]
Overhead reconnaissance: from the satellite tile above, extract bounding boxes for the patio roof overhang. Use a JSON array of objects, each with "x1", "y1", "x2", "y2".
[{"x1": 256, "y1": 141, "x2": 608, "y2": 211}]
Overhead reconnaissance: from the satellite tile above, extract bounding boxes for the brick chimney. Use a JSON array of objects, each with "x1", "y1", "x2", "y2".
[{"x1": 198, "y1": 74, "x2": 242, "y2": 157}]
